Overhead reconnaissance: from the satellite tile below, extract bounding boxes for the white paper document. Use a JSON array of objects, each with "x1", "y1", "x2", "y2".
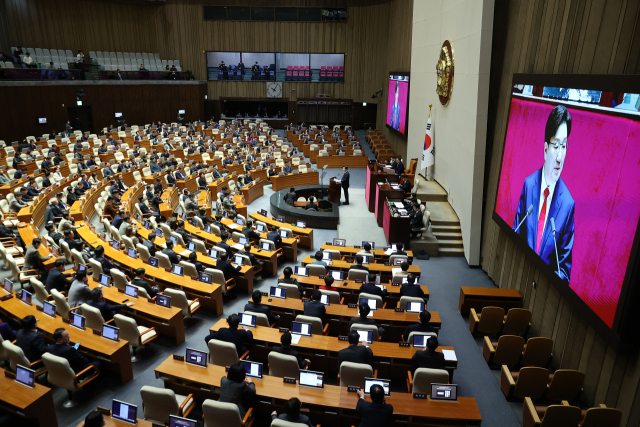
[
  {"x1": 392, "y1": 267, "x2": 401, "y2": 277},
  {"x1": 179, "y1": 250, "x2": 191, "y2": 256},
  {"x1": 442, "y1": 349, "x2": 457, "y2": 361},
  {"x1": 227, "y1": 223, "x2": 240, "y2": 229},
  {"x1": 232, "y1": 244, "x2": 244, "y2": 250},
  {"x1": 291, "y1": 334, "x2": 302, "y2": 344},
  {"x1": 384, "y1": 248, "x2": 394, "y2": 255}
]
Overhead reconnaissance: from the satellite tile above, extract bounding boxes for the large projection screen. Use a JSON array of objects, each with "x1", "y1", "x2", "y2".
[
  {"x1": 386, "y1": 73, "x2": 409, "y2": 138},
  {"x1": 493, "y1": 74, "x2": 640, "y2": 347}
]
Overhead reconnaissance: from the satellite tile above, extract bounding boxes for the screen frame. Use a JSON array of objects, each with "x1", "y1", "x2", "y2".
[
  {"x1": 385, "y1": 71, "x2": 411, "y2": 140},
  {"x1": 112, "y1": 399, "x2": 138, "y2": 424},
  {"x1": 491, "y1": 73, "x2": 640, "y2": 351}
]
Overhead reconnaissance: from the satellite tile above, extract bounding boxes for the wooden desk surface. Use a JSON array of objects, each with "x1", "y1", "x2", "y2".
[
  {"x1": 249, "y1": 212, "x2": 314, "y2": 250},
  {"x1": 458, "y1": 287, "x2": 523, "y2": 316},
  {"x1": 0, "y1": 367, "x2": 58, "y2": 427},
  {"x1": 0, "y1": 288, "x2": 133, "y2": 384},
  {"x1": 76, "y1": 418, "x2": 155, "y2": 427},
  {"x1": 270, "y1": 170, "x2": 319, "y2": 192},
  {"x1": 320, "y1": 244, "x2": 413, "y2": 260},
  {"x1": 460, "y1": 287, "x2": 522, "y2": 298},
  {"x1": 301, "y1": 257, "x2": 420, "y2": 276},
  {"x1": 154, "y1": 357, "x2": 480, "y2": 424}
]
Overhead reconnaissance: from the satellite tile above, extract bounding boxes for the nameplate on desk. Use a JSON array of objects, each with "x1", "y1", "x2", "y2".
[
  {"x1": 147, "y1": 298, "x2": 155, "y2": 303},
  {"x1": 173, "y1": 354, "x2": 185, "y2": 362},
  {"x1": 399, "y1": 342, "x2": 410, "y2": 347},
  {"x1": 36, "y1": 305, "x2": 43, "y2": 312},
  {"x1": 392, "y1": 283, "x2": 400, "y2": 286},
  {"x1": 348, "y1": 304, "x2": 357, "y2": 308},
  {"x1": 301, "y1": 298, "x2": 309, "y2": 302},
  {"x1": 283, "y1": 377, "x2": 296, "y2": 384},
  {"x1": 92, "y1": 329, "x2": 102, "y2": 336},
  {"x1": 117, "y1": 288, "x2": 125, "y2": 293},
  {"x1": 355, "y1": 280, "x2": 363, "y2": 283},
  {"x1": 354, "y1": 245, "x2": 361, "y2": 249},
  {"x1": 97, "y1": 406, "x2": 110, "y2": 416},
  {"x1": 279, "y1": 327, "x2": 289, "y2": 333},
  {"x1": 318, "y1": 275, "x2": 325, "y2": 279},
  {"x1": 261, "y1": 292, "x2": 268, "y2": 296},
  {"x1": 413, "y1": 393, "x2": 428, "y2": 399},
  {"x1": 338, "y1": 336, "x2": 349, "y2": 341},
  {"x1": 395, "y1": 308, "x2": 404, "y2": 312},
  {"x1": 191, "y1": 276, "x2": 198, "y2": 281},
  {"x1": 384, "y1": 263, "x2": 391, "y2": 266},
  {"x1": 347, "y1": 386, "x2": 359, "y2": 393},
  {"x1": 62, "y1": 318, "x2": 71, "y2": 324},
  {"x1": 4, "y1": 371, "x2": 15, "y2": 379}
]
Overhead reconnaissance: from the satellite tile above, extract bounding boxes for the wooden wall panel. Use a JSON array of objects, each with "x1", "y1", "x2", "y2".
[
  {"x1": 482, "y1": 0, "x2": 640, "y2": 424},
  {"x1": 4, "y1": 0, "x2": 412, "y2": 155}
]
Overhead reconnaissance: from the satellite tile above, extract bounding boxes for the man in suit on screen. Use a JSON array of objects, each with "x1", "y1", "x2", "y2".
[
  {"x1": 390, "y1": 81, "x2": 401, "y2": 131},
  {"x1": 512, "y1": 105, "x2": 575, "y2": 282}
]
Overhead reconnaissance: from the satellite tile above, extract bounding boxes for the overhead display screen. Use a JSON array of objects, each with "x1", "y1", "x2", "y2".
[
  {"x1": 386, "y1": 73, "x2": 409, "y2": 137},
  {"x1": 494, "y1": 76, "x2": 640, "y2": 331}
]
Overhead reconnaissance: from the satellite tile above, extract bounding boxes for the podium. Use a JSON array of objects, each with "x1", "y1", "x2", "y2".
[
  {"x1": 328, "y1": 178, "x2": 342, "y2": 204},
  {"x1": 366, "y1": 166, "x2": 400, "y2": 212}
]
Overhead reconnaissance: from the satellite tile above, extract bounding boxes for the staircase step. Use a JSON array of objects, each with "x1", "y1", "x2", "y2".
[
  {"x1": 432, "y1": 225, "x2": 461, "y2": 233},
  {"x1": 439, "y1": 247, "x2": 465, "y2": 257},
  {"x1": 437, "y1": 239, "x2": 464, "y2": 249},
  {"x1": 431, "y1": 219, "x2": 460, "y2": 226},
  {"x1": 433, "y1": 232, "x2": 462, "y2": 239}
]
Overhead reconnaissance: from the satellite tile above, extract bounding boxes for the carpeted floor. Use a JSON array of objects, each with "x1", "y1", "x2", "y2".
[{"x1": 0, "y1": 129, "x2": 521, "y2": 427}]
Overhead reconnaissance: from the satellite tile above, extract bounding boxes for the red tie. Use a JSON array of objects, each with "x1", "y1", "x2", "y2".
[{"x1": 536, "y1": 187, "x2": 550, "y2": 254}]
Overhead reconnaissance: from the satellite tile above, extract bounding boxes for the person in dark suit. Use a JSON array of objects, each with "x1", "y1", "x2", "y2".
[
  {"x1": 349, "y1": 255, "x2": 369, "y2": 272},
  {"x1": 303, "y1": 290, "x2": 326, "y2": 320},
  {"x1": 245, "y1": 290, "x2": 280, "y2": 325},
  {"x1": 272, "y1": 332, "x2": 309, "y2": 369},
  {"x1": 46, "y1": 328, "x2": 104, "y2": 374},
  {"x1": 266, "y1": 226, "x2": 282, "y2": 249},
  {"x1": 305, "y1": 196, "x2": 318, "y2": 210},
  {"x1": 94, "y1": 246, "x2": 116, "y2": 275},
  {"x1": 185, "y1": 252, "x2": 204, "y2": 274},
  {"x1": 219, "y1": 362, "x2": 256, "y2": 418},
  {"x1": 216, "y1": 231, "x2": 232, "y2": 255},
  {"x1": 197, "y1": 208, "x2": 212, "y2": 226},
  {"x1": 409, "y1": 204, "x2": 424, "y2": 238},
  {"x1": 340, "y1": 166, "x2": 350, "y2": 205},
  {"x1": 399, "y1": 274, "x2": 425, "y2": 298},
  {"x1": 24, "y1": 238, "x2": 52, "y2": 281},
  {"x1": 15, "y1": 315, "x2": 48, "y2": 363},
  {"x1": 402, "y1": 310, "x2": 436, "y2": 342},
  {"x1": 512, "y1": 105, "x2": 574, "y2": 282},
  {"x1": 393, "y1": 242, "x2": 408, "y2": 256},
  {"x1": 412, "y1": 335, "x2": 445, "y2": 371},
  {"x1": 131, "y1": 268, "x2": 160, "y2": 298},
  {"x1": 359, "y1": 273, "x2": 388, "y2": 299},
  {"x1": 142, "y1": 232, "x2": 158, "y2": 257},
  {"x1": 241, "y1": 220, "x2": 260, "y2": 240},
  {"x1": 45, "y1": 259, "x2": 74, "y2": 293},
  {"x1": 338, "y1": 332, "x2": 373, "y2": 368},
  {"x1": 400, "y1": 174, "x2": 412, "y2": 193},
  {"x1": 238, "y1": 243, "x2": 264, "y2": 274},
  {"x1": 0, "y1": 319, "x2": 16, "y2": 341},
  {"x1": 355, "y1": 384, "x2": 394, "y2": 427},
  {"x1": 174, "y1": 220, "x2": 192, "y2": 245},
  {"x1": 86, "y1": 288, "x2": 133, "y2": 322},
  {"x1": 205, "y1": 314, "x2": 253, "y2": 355},
  {"x1": 271, "y1": 397, "x2": 313, "y2": 427},
  {"x1": 278, "y1": 266, "x2": 305, "y2": 297},
  {"x1": 348, "y1": 303, "x2": 384, "y2": 336},
  {"x1": 216, "y1": 252, "x2": 241, "y2": 281},
  {"x1": 394, "y1": 157, "x2": 405, "y2": 175},
  {"x1": 161, "y1": 240, "x2": 180, "y2": 264}
]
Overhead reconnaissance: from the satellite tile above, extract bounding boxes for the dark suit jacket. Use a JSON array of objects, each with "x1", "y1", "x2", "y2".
[
  {"x1": 513, "y1": 168, "x2": 574, "y2": 282},
  {"x1": 303, "y1": 300, "x2": 326, "y2": 320},
  {"x1": 219, "y1": 377, "x2": 255, "y2": 418},
  {"x1": 400, "y1": 284, "x2": 425, "y2": 298},
  {"x1": 349, "y1": 265, "x2": 369, "y2": 272},
  {"x1": 95, "y1": 256, "x2": 115, "y2": 275},
  {"x1": 216, "y1": 260, "x2": 241, "y2": 280},
  {"x1": 241, "y1": 227, "x2": 260, "y2": 240},
  {"x1": 244, "y1": 302, "x2": 277, "y2": 324},
  {"x1": 85, "y1": 299, "x2": 127, "y2": 322},
  {"x1": 412, "y1": 348, "x2": 445, "y2": 370},
  {"x1": 217, "y1": 241, "x2": 232, "y2": 255},
  {"x1": 131, "y1": 278, "x2": 158, "y2": 298},
  {"x1": 16, "y1": 329, "x2": 48, "y2": 362},
  {"x1": 46, "y1": 343, "x2": 91, "y2": 373},
  {"x1": 205, "y1": 327, "x2": 253, "y2": 355},
  {"x1": 266, "y1": 231, "x2": 282, "y2": 248},
  {"x1": 337, "y1": 344, "x2": 373, "y2": 368},
  {"x1": 272, "y1": 345, "x2": 307, "y2": 369},
  {"x1": 402, "y1": 322, "x2": 436, "y2": 342},
  {"x1": 341, "y1": 170, "x2": 350, "y2": 188},
  {"x1": 161, "y1": 248, "x2": 180, "y2": 265},
  {"x1": 45, "y1": 269, "x2": 73, "y2": 293},
  {"x1": 410, "y1": 210, "x2": 423, "y2": 230},
  {"x1": 271, "y1": 413, "x2": 312, "y2": 427},
  {"x1": 395, "y1": 162, "x2": 405, "y2": 174},
  {"x1": 355, "y1": 398, "x2": 394, "y2": 427},
  {"x1": 0, "y1": 323, "x2": 16, "y2": 341},
  {"x1": 359, "y1": 283, "x2": 388, "y2": 299}
]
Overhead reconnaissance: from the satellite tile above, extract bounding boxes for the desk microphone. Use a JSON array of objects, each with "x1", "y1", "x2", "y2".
[
  {"x1": 550, "y1": 217, "x2": 560, "y2": 276},
  {"x1": 514, "y1": 204, "x2": 533, "y2": 233}
]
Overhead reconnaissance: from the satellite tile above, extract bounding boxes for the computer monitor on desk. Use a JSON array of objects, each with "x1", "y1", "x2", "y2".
[
  {"x1": 15, "y1": 365, "x2": 35, "y2": 388},
  {"x1": 156, "y1": 294, "x2": 172, "y2": 308},
  {"x1": 125, "y1": 285, "x2": 138, "y2": 298},
  {"x1": 407, "y1": 302, "x2": 425, "y2": 313},
  {"x1": 112, "y1": 399, "x2": 138, "y2": 424},
  {"x1": 239, "y1": 313, "x2": 256, "y2": 328},
  {"x1": 294, "y1": 266, "x2": 308, "y2": 277},
  {"x1": 170, "y1": 415, "x2": 197, "y2": 427},
  {"x1": 292, "y1": 321, "x2": 312, "y2": 337},
  {"x1": 413, "y1": 334, "x2": 430, "y2": 348},
  {"x1": 99, "y1": 274, "x2": 110, "y2": 287},
  {"x1": 71, "y1": 313, "x2": 85, "y2": 330},
  {"x1": 322, "y1": 252, "x2": 332, "y2": 261},
  {"x1": 43, "y1": 300, "x2": 56, "y2": 318},
  {"x1": 430, "y1": 384, "x2": 458, "y2": 401},
  {"x1": 241, "y1": 360, "x2": 263, "y2": 379},
  {"x1": 299, "y1": 370, "x2": 324, "y2": 389},
  {"x1": 185, "y1": 348, "x2": 207, "y2": 368},
  {"x1": 359, "y1": 298, "x2": 377, "y2": 311},
  {"x1": 333, "y1": 238, "x2": 346, "y2": 247},
  {"x1": 354, "y1": 329, "x2": 373, "y2": 344},
  {"x1": 270, "y1": 286, "x2": 286, "y2": 299},
  {"x1": 329, "y1": 271, "x2": 344, "y2": 281},
  {"x1": 364, "y1": 378, "x2": 390, "y2": 396}
]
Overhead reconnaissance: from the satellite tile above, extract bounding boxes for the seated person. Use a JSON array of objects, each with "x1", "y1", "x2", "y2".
[
  {"x1": 47, "y1": 327, "x2": 104, "y2": 373},
  {"x1": 355, "y1": 385, "x2": 394, "y2": 426},
  {"x1": 412, "y1": 335, "x2": 445, "y2": 371},
  {"x1": 278, "y1": 266, "x2": 305, "y2": 297},
  {"x1": 217, "y1": 231, "x2": 232, "y2": 254},
  {"x1": 131, "y1": 268, "x2": 160, "y2": 298},
  {"x1": 86, "y1": 287, "x2": 134, "y2": 321},
  {"x1": 305, "y1": 196, "x2": 318, "y2": 210},
  {"x1": 187, "y1": 252, "x2": 205, "y2": 274},
  {"x1": 161, "y1": 240, "x2": 181, "y2": 264},
  {"x1": 238, "y1": 243, "x2": 264, "y2": 275},
  {"x1": 402, "y1": 310, "x2": 436, "y2": 342},
  {"x1": 358, "y1": 243, "x2": 374, "y2": 258},
  {"x1": 205, "y1": 313, "x2": 253, "y2": 355},
  {"x1": 241, "y1": 220, "x2": 260, "y2": 240},
  {"x1": 271, "y1": 332, "x2": 309, "y2": 369},
  {"x1": 348, "y1": 303, "x2": 384, "y2": 337},
  {"x1": 310, "y1": 250, "x2": 327, "y2": 270},
  {"x1": 244, "y1": 290, "x2": 280, "y2": 324},
  {"x1": 219, "y1": 362, "x2": 256, "y2": 419},
  {"x1": 271, "y1": 398, "x2": 313, "y2": 427},
  {"x1": 94, "y1": 245, "x2": 116, "y2": 275},
  {"x1": 45, "y1": 259, "x2": 74, "y2": 293},
  {"x1": 399, "y1": 274, "x2": 425, "y2": 298},
  {"x1": 337, "y1": 331, "x2": 373, "y2": 368},
  {"x1": 359, "y1": 273, "x2": 388, "y2": 299},
  {"x1": 393, "y1": 242, "x2": 408, "y2": 256},
  {"x1": 143, "y1": 232, "x2": 158, "y2": 257},
  {"x1": 266, "y1": 226, "x2": 282, "y2": 249},
  {"x1": 318, "y1": 275, "x2": 338, "y2": 291},
  {"x1": 303, "y1": 290, "x2": 326, "y2": 320},
  {"x1": 15, "y1": 315, "x2": 48, "y2": 363},
  {"x1": 216, "y1": 252, "x2": 242, "y2": 281},
  {"x1": 349, "y1": 255, "x2": 369, "y2": 272}
]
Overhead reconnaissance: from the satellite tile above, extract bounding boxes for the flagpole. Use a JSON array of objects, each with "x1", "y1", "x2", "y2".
[{"x1": 419, "y1": 104, "x2": 432, "y2": 181}]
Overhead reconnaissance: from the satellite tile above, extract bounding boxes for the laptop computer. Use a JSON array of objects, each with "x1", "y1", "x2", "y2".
[
  {"x1": 208, "y1": 249, "x2": 219, "y2": 259},
  {"x1": 241, "y1": 360, "x2": 263, "y2": 379},
  {"x1": 199, "y1": 272, "x2": 212, "y2": 284},
  {"x1": 261, "y1": 242, "x2": 271, "y2": 251},
  {"x1": 187, "y1": 242, "x2": 196, "y2": 252},
  {"x1": 354, "y1": 329, "x2": 373, "y2": 344},
  {"x1": 270, "y1": 286, "x2": 286, "y2": 299},
  {"x1": 169, "y1": 415, "x2": 198, "y2": 427},
  {"x1": 15, "y1": 365, "x2": 36, "y2": 388},
  {"x1": 156, "y1": 294, "x2": 171, "y2": 308},
  {"x1": 329, "y1": 271, "x2": 344, "y2": 281},
  {"x1": 413, "y1": 334, "x2": 431, "y2": 348},
  {"x1": 171, "y1": 265, "x2": 184, "y2": 276},
  {"x1": 256, "y1": 224, "x2": 265, "y2": 232},
  {"x1": 43, "y1": 300, "x2": 56, "y2": 318},
  {"x1": 299, "y1": 370, "x2": 324, "y2": 389},
  {"x1": 20, "y1": 290, "x2": 32, "y2": 306},
  {"x1": 125, "y1": 285, "x2": 138, "y2": 298},
  {"x1": 407, "y1": 301, "x2": 425, "y2": 313},
  {"x1": 359, "y1": 298, "x2": 377, "y2": 311},
  {"x1": 98, "y1": 273, "x2": 110, "y2": 287},
  {"x1": 430, "y1": 383, "x2": 458, "y2": 401},
  {"x1": 332, "y1": 238, "x2": 346, "y2": 247},
  {"x1": 112, "y1": 400, "x2": 138, "y2": 425},
  {"x1": 320, "y1": 294, "x2": 331, "y2": 305},
  {"x1": 292, "y1": 321, "x2": 312, "y2": 337},
  {"x1": 294, "y1": 266, "x2": 308, "y2": 277},
  {"x1": 102, "y1": 324, "x2": 119, "y2": 342},
  {"x1": 70, "y1": 313, "x2": 86, "y2": 330},
  {"x1": 362, "y1": 241, "x2": 375, "y2": 249},
  {"x1": 234, "y1": 255, "x2": 244, "y2": 266},
  {"x1": 239, "y1": 313, "x2": 256, "y2": 327},
  {"x1": 185, "y1": 348, "x2": 207, "y2": 368},
  {"x1": 364, "y1": 378, "x2": 390, "y2": 396}
]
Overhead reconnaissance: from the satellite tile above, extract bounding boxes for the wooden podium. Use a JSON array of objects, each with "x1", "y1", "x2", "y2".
[{"x1": 328, "y1": 178, "x2": 341, "y2": 203}]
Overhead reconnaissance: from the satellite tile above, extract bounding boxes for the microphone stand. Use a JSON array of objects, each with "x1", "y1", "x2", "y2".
[{"x1": 551, "y1": 218, "x2": 560, "y2": 277}]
